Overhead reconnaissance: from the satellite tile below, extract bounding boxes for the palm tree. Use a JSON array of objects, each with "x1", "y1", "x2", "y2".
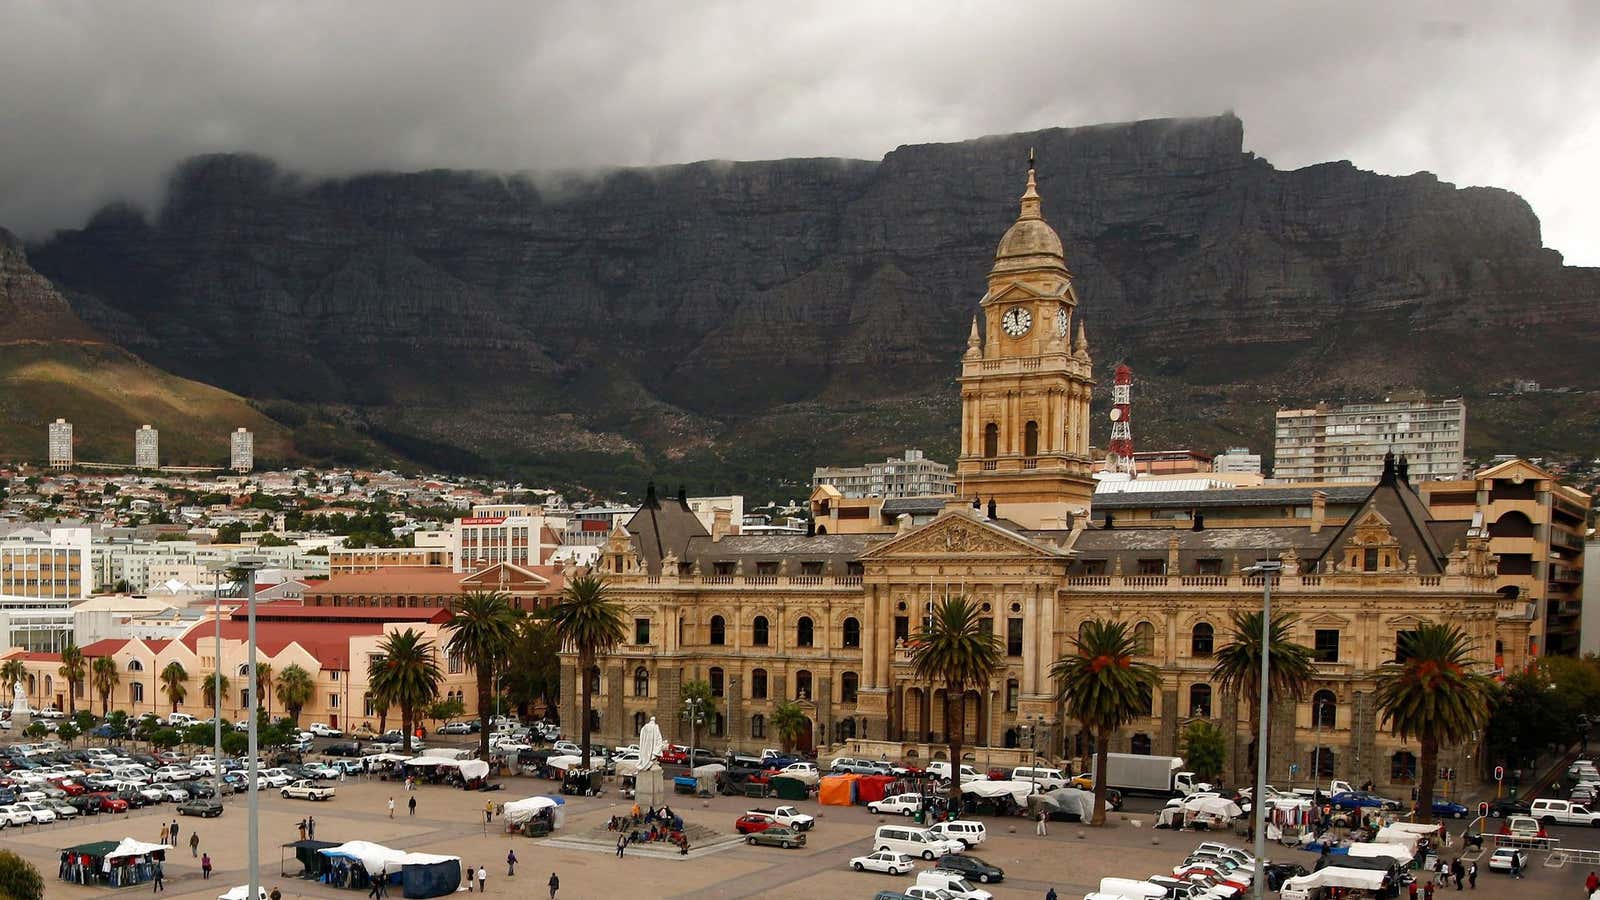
[
  {"x1": 367, "y1": 629, "x2": 442, "y2": 752},
  {"x1": 1375, "y1": 622, "x2": 1495, "y2": 824},
  {"x1": 0, "y1": 660, "x2": 26, "y2": 704},
  {"x1": 275, "y1": 664, "x2": 316, "y2": 726},
  {"x1": 159, "y1": 662, "x2": 188, "y2": 712},
  {"x1": 504, "y1": 615, "x2": 561, "y2": 720},
  {"x1": 1051, "y1": 619, "x2": 1161, "y2": 825},
  {"x1": 202, "y1": 672, "x2": 231, "y2": 715},
  {"x1": 253, "y1": 662, "x2": 274, "y2": 715},
  {"x1": 549, "y1": 573, "x2": 625, "y2": 766},
  {"x1": 445, "y1": 590, "x2": 523, "y2": 759},
  {"x1": 908, "y1": 595, "x2": 1002, "y2": 803},
  {"x1": 91, "y1": 657, "x2": 120, "y2": 717},
  {"x1": 771, "y1": 701, "x2": 809, "y2": 754},
  {"x1": 1210, "y1": 610, "x2": 1316, "y2": 783},
  {"x1": 58, "y1": 643, "x2": 85, "y2": 716}
]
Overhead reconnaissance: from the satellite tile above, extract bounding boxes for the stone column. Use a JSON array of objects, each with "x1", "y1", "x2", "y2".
[
  {"x1": 657, "y1": 667, "x2": 683, "y2": 743},
  {"x1": 1159, "y1": 688, "x2": 1179, "y2": 756},
  {"x1": 727, "y1": 673, "x2": 745, "y2": 751},
  {"x1": 559, "y1": 662, "x2": 577, "y2": 733},
  {"x1": 606, "y1": 666, "x2": 625, "y2": 746},
  {"x1": 817, "y1": 676, "x2": 833, "y2": 749},
  {"x1": 1351, "y1": 691, "x2": 1379, "y2": 788}
]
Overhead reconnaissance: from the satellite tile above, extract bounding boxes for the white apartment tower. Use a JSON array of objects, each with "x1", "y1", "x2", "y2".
[
  {"x1": 230, "y1": 427, "x2": 254, "y2": 473},
  {"x1": 134, "y1": 425, "x2": 159, "y2": 468},
  {"x1": 811, "y1": 449, "x2": 955, "y2": 499},
  {"x1": 1273, "y1": 398, "x2": 1466, "y2": 483},
  {"x1": 47, "y1": 419, "x2": 73, "y2": 469}
]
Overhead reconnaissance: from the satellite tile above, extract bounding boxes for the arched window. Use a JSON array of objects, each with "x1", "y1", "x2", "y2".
[
  {"x1": 633, "y1": 711, "x2": 647, "y2": 733},
  {"x1": 238, "y1": 663, "x2": 250, "y2": 676},
  {"x1": 1024, "y1": 420, "x2": 1039, "y2": 456},
  {"x1": 1490, "y1": 511, "x2": 1535, "y2": 538},
  {"x1": 795, "y1": 670, "x2": 812, "y2": 701},
  {"x1": 709, "y1": 667, "x2": 725, "y2": 698},
  {"x1": 1312, "y1": 690, "x2": 1337, "y2": 728},
  {"x1": 1391, "y1": 751, "x2": 1417, "y2": 784},
  {"x1": 1311, "y1": 747, "x2": 1335, "y2": 777},
  {"x1": 1133, "y1": 621, "x2": 1155, "y2": 656},
  {"x1": 841, "y1": 672, "x2": 859, "y2": 703},
  {"x1": 130, "y1": 682, "x2": 144, "y2": 703},
  {"x1": 128, "y1": 659, "x2": 144, "y2": 672},
  {"x1": 751, "y1": 668, "x2": 768, "y2": 700},
  {"x1": 1191, "y1": 622, "x2": 1214, "y2": 657},
  {"x1": 842, "y1": 617, "x2": 861, "y2": 648},
  {"x1": 796, "y1": 617, "x2": 814, "y2": 648},
  {"x1": 753, "y1": 616, "x2": 770, "y2": 646},
  {"x1": 633, "y1": 666, "x2": 650, "y2": 698},
  {"x1": 1189, "y1": 683, "x2": 1212, "y2": 717},
  {"x1": 588, "y1": 669, "x2": 600, "y2": 696},
  {"x1": 710, "y1": 615, "x2": 726, "y2": 646},
  {"x1": 1078, "y1": 621, "x2": 1091, "y2": 644},
  {"x1": 1136, "y1": 684, "x2": 1153, "y2": 716},
  {"x1": 983, "y1": 423, "x2": 999, "y2": 458},
  {"x1": 1130, "y1": 733, "x2": 1152, "y2": 755},
  {"x1": 751, "y1": 714, "x2": 765, "y2": 739}
]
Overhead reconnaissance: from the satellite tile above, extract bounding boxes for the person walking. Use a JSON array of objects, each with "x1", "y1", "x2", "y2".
[
  {"x1": 189, "y1": 832, "x2": 200, "y2": 857},
  {"x1": 1510, "y1": 852, "x2": 1522, "y2": 880},
  {"x1": 270, "y1": 888, "x2": 282, "y2": 900},
  {"x1": 1046, "y1": 889, "x2": 1058, "y2": 900},
  {"x1": 201, "y1": 853, "x2": 212, "y2": 880},
  {"x1": 1035, "y1": 811, "x2": 1047, "y2": 836},
  {"x1": 617, "y1": 833, "x2": 627, "y2": 858},
  {"x1": 151, "y1": 860, "x2": 165, "y2": 892},
  {"x1": 1467, "y1": 860, "x2": 1477, "y2": 889},
  {"x1": 477, "y1": 865, "x2": 487, "y2": 893},
  {"x1": 467, "y1": 863, "x2": 474, "y2": 893},
  {"x1": 507, "y1": 849, "x2": 517, "y2": 876},
  {"x1": 1451, "y1": 857, "x2": 1464, "y2": 891},
  {"x1": 307, "y1": 814, "x2": 316, "y2": 839},
  {"x1": 485, "y1": 800, "x2": 495, "y2": 825},
  {"x1": 368, "y1": 870, "x2": 383, "y2": 899},
  {"x1": 548, "y1": 871, "x2": 560, "y2": 899},
  {"x1": 388, "y1": 796, "x2": 395, "y2": 818},
  {"x1": 1588, "y1": 871, "x2": 1599, "y2": 896},
  {"x1": 298, "y1": 819, "x2": 308, "y2": 841},
  {"x1": 1408, "y1": 882, "x2": 1418, "y2": 900},
  {"x1": 170, "y1": 819, "x2": 179, "y2": 845},
  {"x1": 1423, "y1": 881, "x2": 1434, "y2": 900},
  {"x1": 408, "y1": 795, "x2": 416, "y2": 816}
]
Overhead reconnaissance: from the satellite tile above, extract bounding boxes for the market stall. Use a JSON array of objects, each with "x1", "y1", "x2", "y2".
[
  {"x1": 769, "y1": 775, "x2": 809, "y2": 801},
  {"x1": 402, "y1": 756, "x2": 493, "y2": 788},
  {"x1": 819, "y1": 773, "x2": 860, "y2": 806},
  {"x1": 59, "y1": 838, "x2": 172, "y2": 888},
  {"x1": 503, "y1": 795, "x2": 566, "y2": 835},
  {"x1": 318, "y1": 841, "x2": 406, "y2": 890},
  {"x1": 1346, "y1": 841, "x2": 1414, "y2": 865},
  {"x1": 1280, "y1": 865, "x2": 1390, "y2": 900},
  {"x1": 281, "y1": 840, "x2": 339, "y2": 879},
  {"x1": 217, "y1": 887, "x2": 268, "y2": 900},
  {"x1": 856, "y1": 774, "x2": 895, "y2": 804},
  {"x1": 398, "y1": 853, "x2": 461, "y2": 898},
  {"x1": 1372, "y1": 825, "x2": 1423, "y2": 855}
]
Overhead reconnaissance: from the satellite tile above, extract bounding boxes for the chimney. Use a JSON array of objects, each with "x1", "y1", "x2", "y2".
[
  {"x1": 1397, "y1": 455, "x2": 1410, "y2": 485},
  {"x1": 986, "y1": 497, "x2": 997, "y2": 520},
  {"x1": 1191, "y1": 513, "x2": 1205, "y2": 532},
  {"x1": 644, "y1": 481, "x2": 660, "y2": 509},
  {"x1": 1379, "y1": 451, "x2": 1396, "y2": 486},
  {"x1": 1104, "y1": 511, "x2": 1115, "y2": 529},
  {"x1": 677, "y1": 485, "x2": 688, "y2": 505},
  {"x1": 805, "y1": 518, "x2": 816, "y2": 537},
  {"x1": 711, "y1": 507, "x2": 732, "y2": 542},
  {"x1": 1310, "y1": 491, "x2": 1327, "y2": 534}
]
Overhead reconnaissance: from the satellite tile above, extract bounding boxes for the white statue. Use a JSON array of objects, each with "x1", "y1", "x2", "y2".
[
  {"x1": 638, "y1": 716, "x2": 664, "y2": 771},
  {"x1": 11, "y1": 679, "x2": 27, "y2": 714}
]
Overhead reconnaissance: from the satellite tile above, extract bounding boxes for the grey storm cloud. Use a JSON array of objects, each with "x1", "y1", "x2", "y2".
[{"x1": 2, "y1": 0, "x2": 1597, "y2": 263}]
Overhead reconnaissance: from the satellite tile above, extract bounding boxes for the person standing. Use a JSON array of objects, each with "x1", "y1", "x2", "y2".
[
  {"x1": 617, "y1": 833, "x2": 627, "y2": 858},
  {"x1": 477, "y1": 865, "x2": 487, "y2": 893},
  {"x1": 1467, "y1": 860, "x2": 1476, "y2": 889},
  {"x1": 201, "y1": 853, "x2": 212, "y2": 880},
  {"x1": 298, "y1": 819, "x2": 308, "y2": 841},
  {"x1": 170, "y1": 819, "x2": 179, "y2": 845},
  {"x1": 1423, "y1": 880, "x2": 1434, "y2": 900},
  {"x1": 467, "y1": 863, "x2": 474, "y2": 893},
  {"x1": 1510, "y1": 852, "x2": 1522, "y2": 880},
  {"x1": 408, "y1": 795, "x2": 417, "y2": 816},
  {"x1": 507, "y1": 849, "x2": 517, "y2": 876},
  {"x1": 151, "y1": 860, "x2": 165, "y2": 893},
  {"x1": 1408, "y1": 881, "x2": 1418, "y2": 900},
  {"x1": 1035, "y1": 811, "x2": 1047, "y2": 836},
  {"x1": 189, "y1": 833, "x2": 200, "y2": 857},
  {"x1": 270, "y1": 888, "x2": 282, "y2": 900},
  {"x1": 548, "y1": 871, "x2": 560, "y2": 899},
  {"x1": 485, "y1": 800, "x2": 495, "y2": 824},
  {"x1": 307, "y1": 815, "x2": 316, "y2": 839},
  {"x1": 1588, "y1": 871, "x2": 1599, "y2": 896},
  {"x1": 1045, "y1": 890, "x2": 1058, "y2": 900},
  {"x1": 388, "y1": 796, "x2": 395, "y2": 818},
  {"x1": 1451, "y1": 857, "x2": 1464, "y2": 891}
]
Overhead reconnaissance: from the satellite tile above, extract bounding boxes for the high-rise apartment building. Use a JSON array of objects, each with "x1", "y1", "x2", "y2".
[
  {"x1": 47, "y1": 419, "x2": 73, "y2": 469},
  {"x1": 812, "y1": 449, "x2": 955, "y2": 499},
  {"x1": 451, "y1": 504, "x2": 564, "y2": 572},
  {"x1": 230, "y1": 428, "x2": 254, "y2": 473},
  {"x1": 0, "y1": 527, "x2": 93, "y2": 600},
  {"x1": 134, "y1": 425, "x2": 159, "y2": 468},
  {"x1": 1273, "y1": 398, "x2": 1465, "y2": 483}
]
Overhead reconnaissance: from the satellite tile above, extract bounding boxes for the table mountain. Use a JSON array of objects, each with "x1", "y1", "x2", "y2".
[{"x1": 23, "y1": 114, "x2": 1600, "y2": 492}]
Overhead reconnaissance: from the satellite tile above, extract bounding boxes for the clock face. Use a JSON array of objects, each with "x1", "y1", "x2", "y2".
[
  {"x1": 1055, "y1": 308, "x2": 1069, "y2": 337},
  {"x1": 1001, "y1": 306, "x2": 1032, "y2": 337}
]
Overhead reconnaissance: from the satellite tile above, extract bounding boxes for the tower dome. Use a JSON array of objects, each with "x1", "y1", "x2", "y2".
[{"x1": 990, "y1": 154, "x2": 1066, "y2": 278}]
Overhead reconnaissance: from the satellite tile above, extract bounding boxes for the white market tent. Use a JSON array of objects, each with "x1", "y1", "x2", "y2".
[
  {"x1": 546, "y1": 754, "x2": 602, "y2": 771},
  {"x1": 503, "y1": 795, "x2": 567, "y2": 828},
  {"x1": 1373, "y1": 824, "x2": 1424, "y2": 853},
  {"x1": 960, "y1": 779, "x2": 1038, "y2": 806},
  {"x1": 319, "y1": 840, "x2": 407, "y2": 874},
  {"x1": 1348, "y1": 841, "x2": 1414, "y2": 864},
  {"x1": 1282, "y1": 866, "x2": 1387, "y2": 894},
  {"x1": 402, "y1": 756, "x2": 490, "y2": 780},
  {"x1": 108, "y1": 838, "x2": 173, "y2": 861},
  {"x1": 217, "y1": 887, "x2": 267, "y2": 900},
  {"x1": 1389, "y1": 821, "x2": 1444, "y2": 836}
]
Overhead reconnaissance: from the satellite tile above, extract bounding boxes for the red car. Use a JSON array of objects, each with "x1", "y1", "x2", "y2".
[
  {"x1": 1173, "y1": 865, "x2": 1248, "y2": 892},
  {"x1": 90, "y1": 792, "x2": 128, "y2": 813},
  {"x1": 51, "y1": 779, "x2": 87, "y2": 796},
  {"x1": 658, "y1": 746, "x2": 689, "y2": 765},
  {"x1": 735, "y1": 814, "x2": 777, "y2": 835}
]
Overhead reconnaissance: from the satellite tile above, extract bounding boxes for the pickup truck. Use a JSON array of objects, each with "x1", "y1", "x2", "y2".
[
  {"x1": 746, "y1": 805, "x2": 815, "y2": 831},
  {"x1": 281, "y1": 780, "x2": 336, "y2": 801}
]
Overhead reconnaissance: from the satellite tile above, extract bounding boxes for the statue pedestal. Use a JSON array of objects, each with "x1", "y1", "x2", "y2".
[
  {"x1": 10, "y1": 711, "x2": 30, "y2": 733},
  {"x1": 635, "y1": 767, "x2": 668, "y2": 809}
]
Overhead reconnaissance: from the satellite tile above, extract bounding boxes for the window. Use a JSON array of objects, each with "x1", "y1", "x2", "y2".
[
  {"x1": 1390, "y1": 751, "x2": 1417, "y2": 784},
  {"x1": 363, "y1": 693, "x2": 375, "y2": 716},
  {"x1": 894, "y1": 615, "x2": 909, "y2": 642},
  {"x1": 1363, "y1": 548, "x2": 1380, "y2": 572},
  {"x1": 710, "y1": 667, "x2": 725, "y2": 698},
  {"x1": 1136, "y1": 684, "x2": 1153, "y2": 716},
  {"x1": 841, "y1": 672, "x2": 858, "y2": 703},
  {"x1": 1189, "y1": 684, "x2": 1212, "y2": 717},
  {"x1": 751, "y1": 669, "x2": 767, "y2": 700},
  {"x1": 588, "y1": 670, "x2": 600, "y2": 696},
  {"x1": 241, "y1": 689, "x2": 251, "y2": 708},
  {"x1": 1314, "y1": 629, "x2": 1340, "y2": 663},
  {"x1": 1196, "y1": 558, "x2": 1223, "y2": 575},
  {"x1": 127, "y1": 659, "x2": 144, "y2": 672},
  {"x1": 634, "y1": 667, "x2": 649, "y2": 698},
  {"x1": 1310, "y1": 747, "x2": 1335, "y2": 777},
  {"x1": 1133, "y1": 621, "x2": 1155, "y2": 656},
  {"x1": 1024, "y1": 420, "x2": 1039, "y2": 456},
  {"x1": 983, "y1": 423, "x2": 998, "y2": 458},
  {"x1": 1312, "y1": 690, "x2": 1336, "y2": 728},
  {"x1": 713, "y1": 561, "x2": 735, "y2": 576},
  {"x1": 710, "y1": 615, "x2": 726, "y2": 646},
  {"x1": 843, "y1": 617, "x2": 861, "y2": 648},
  {"x1": 1137, "y1": 559, "x2": 1165, "y2": 575},
  {"x1": 752, "y1": 616, "x2": 769, "y2": 646},
  {"x1": 1191, "y1": 623, "x2": 1214, "y2": 656},
  {"x1": 1130, "y1": 733, "x2": 1152, "y2": 755},
  {"x1": 1005, "y1": 679, "x2": 1018, "y2": 712},
  {"x1": 795, "y1": 670, "x2": 812, "y2": 700},
  {"x1": 633, "y1": 711, "x2": 647, "y2": 733},
  {"x1": 756, "y1": 561, "x2": 779, "y2": 576},
  {"x1": 797, "y1": 617, "x2": 814, "y2": 648},
  {"x1": 1007, "y1": 617, "x2": 1024, "y2": 657},
  {"x1": 1395, "y1": 630, "x2": 1419, "y2": 663},
  {"x1": 635, "y1": 618, "x2": 651, "y2": 645},
  {"x1": 130, "y1": 682, "x2": 144, "y2": 703},
  {"x1": 712, "y1": 712, "x2": 725, "y2": 737},
  {"x1": 447, "y1": 651, "x2": 464, "y2": 675},
  {"x1": 751, "y1": 714, "x2": 765, "y2": 739},
  {"x1": 329, "y1": 693, "x2": 340, "y2": 709},
  {"x1": 800, "y1": 561, "x2": 825, "y2": 576}
]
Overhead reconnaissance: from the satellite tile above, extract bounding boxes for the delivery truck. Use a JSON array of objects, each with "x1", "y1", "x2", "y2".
[{"x1": 1090, "y1": 753, "x2": 1209, "y2": 796}]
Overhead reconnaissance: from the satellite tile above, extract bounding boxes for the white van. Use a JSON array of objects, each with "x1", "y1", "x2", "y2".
[
  {"x1": 926, "y1": 819, "x2": 987, "y2": 847},
  {"x1": 914, "y1": 870, "x2": 993, "y2": 900},
  {"x1": 874, "y1": 824, "x2": 965, "y2": 860},
  {"x1": 1010, "y1": 766, "x2": 1067, "y2": 790},
  {"x1": 1096, "y1": 877, "x2": 1167, "y2": 899},
  {"x1": 166, "y1": 713, "x2": 198, "y2": 727},
  {"x1": 926, "y1": 762, "x2": 982, "y2": 782},
  {"x1": 1530, "y1": 798, "x2": 1600, "y2": 826}
]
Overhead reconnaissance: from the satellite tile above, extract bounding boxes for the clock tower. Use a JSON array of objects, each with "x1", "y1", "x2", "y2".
[{"x1": 956, "y1": 156, "x2": 1095, "y2": 527}]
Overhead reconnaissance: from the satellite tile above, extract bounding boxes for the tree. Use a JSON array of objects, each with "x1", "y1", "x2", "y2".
[
  {"x1": 58, "y1": 642, "x2": 85, "y2": 716},
  {"x1": 23, "y1": 722, "x2": 46, "y2": 738},
  {"x1": 202, "y1": 672, "x2": 231, "y2": 715},
  {"x1": 0, "y1": 659, "x2": 26, "y2": 698},
  {"x1": 91, "y1": 657, "x2": 120, "y2": 717},
  {"x1": 1051, "y1": 618, "x2": 1161, "y2": 825},
  {"x1": 504, "y1": 615, "x2": 561, "y2": 720},
  {"x1": 56, "y1": 722, "x2": 80, "y2": 746},
  {"x1": 148, "y1": 727, "x2": 182, "y2": 750},
  {"x1": 1210, "y1": 610, "x2": 1316, "y2": 783},
  {"x1": 771, "y1": 701, "x2": 809, "y2": 754},
  {"x1": 428, "y1": 697, "x2": 466, "y2": 725},
  {"x1": 549, "y1": 572, "x2": 625, "y2": 767},
  {"x1": 367, "y1": 629, "x2": 442, "y2": 752},
  {"x1": 253, "y1": 662, "x2": 274, "y2": 715},
  {"x1": 72, "y1": 710, "x2": 95, "y2": 736},
  {"x1": 182, "y1": 722, "x2": 214, "y2": 749},
  {"x1": 1181, "y1": 720, "x2": 1228, "y2": 782},
  {"x1": 0, "y1": 849, "x2": 44, "y2": 900},
  {"x1": 160, "y1": 661, "x2": 189, "y2": 712},
  {"x1": 445, "y1": 590, "x2": 522, "y2": 759},
  {"x1": 275, "y1": 664, "x2": 315, "y2": 726},
  {"x1": 1375, "y1": 622, "x2": 1495, "y2": 824},
  {"x1": 907, "y1": 595, "x2": 1002, "y2": 803},
  {"x1": 221, "y1": 730, "x2": 248, "y2": 757}
]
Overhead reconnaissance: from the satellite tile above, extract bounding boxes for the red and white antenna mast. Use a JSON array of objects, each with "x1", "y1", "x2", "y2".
[{"x1": 1106, "y1": 363, "x2": 1135, "y2": 475}]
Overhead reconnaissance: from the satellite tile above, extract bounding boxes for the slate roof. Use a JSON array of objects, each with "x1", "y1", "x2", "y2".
[
  {"x1": 881, "y1": 497, "x2": 949, "y2": 516},
  {"x1": 624, "y1": 486, "x2": 711, "y2": 576},
  {"x1": 1091, "y1": 486, "x2": 1373, "y2": 510}
]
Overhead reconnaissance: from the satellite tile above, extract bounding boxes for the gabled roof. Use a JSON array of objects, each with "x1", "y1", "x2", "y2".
[
  {"x1": 861, "y1": 509, "x2": 1068, "y2": 560},
  {"x1": 1471, "y1": 458, "x2": 1550, "y2": 482},
  {"x1": 80, "y1": 639, "x2": 130, "y2": 657},
  {"x1": 625, "y1": 484, "x2": 710, "y2": 576},
  {"x1": 1314, "y1": 459, "x2": 1448, "y2": 574}
]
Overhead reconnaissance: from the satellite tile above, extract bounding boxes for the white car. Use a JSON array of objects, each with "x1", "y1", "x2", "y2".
[
  {"x1": 153, "y1": 766, "x2": 194, "y2": 783},
  {"x1": 255, "y1": 769, "x2": 294, "y2": 788},
  {"x1": 553, "y1": 741, "x2": 580, "y2": 755},
  {"x1": 136, "y1": 785, "x2": 167, "y2": 803},
  {"x1": 903, "y1": 888, "x2": 955, "y2": 900},
  {"x1": 309, "y1": 723, "x2": 343, "y2": 738},
  {"x1": 156, "y1": 786, "x2": 191, "y2": 803},
  {"x1": 34, "y1": 708, "x2": 64, "y2": 719},
  {"x1": 281, "y1": 780, "x2": 336, "y2": 801},
  {"x1": 868, "y1": 793, "x2": 924, "y2": 816},
  {"x1": 850, "y1": 850, "x2": 916, "y2": 875},
  {"x1": 0, "y1": 806, "x2": 33, "y2": 828},
  {"x1": 1487, "y1": 847, "x2": 1527, "y2": 873},
  {"x1": 301, "y1": 763, "x2": 339, "y2": 780},
  {"x1": 14, "y1": 801, "x2": 56, "y2": 824}
]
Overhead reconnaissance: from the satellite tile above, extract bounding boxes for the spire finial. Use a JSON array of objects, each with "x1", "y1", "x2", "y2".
[{"x1": 1019, "y1": 149, "x2": 1041, "y2": 219}]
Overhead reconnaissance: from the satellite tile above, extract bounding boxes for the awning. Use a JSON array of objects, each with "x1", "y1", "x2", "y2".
[
  {"x1": 503, "y1": 796, "x2": 566, "y2": 827},
  {"x1": 1283, "y1": 866, "x2": 1388, "y2": 893},
  {"x1": 108, "y1": 838, "x2": 173, "y2": 861},
  {"x1": 1373, "y1": 825, "x2": 1422, "y2": 852},
  {"x1": 1347, "y1": 841, "x2": 1413, "y2": 864},
  {"x1": 319, "y1": 840, "x2": 407, "y2": 873},
  {"x1": 960, "y1": 779, "x2": 1038, "y2": 805}
]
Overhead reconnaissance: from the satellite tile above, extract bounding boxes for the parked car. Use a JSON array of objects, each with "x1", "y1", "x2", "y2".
[
  {"x1": 1487, "y1": 847, "x2": 1528, "y2": 873},
  {"x1": 0, "y1": 805, "x2": 33, "y2": 827},
  {"x1": 735, "y1": 813, "x2": 777, "y2": 834},
  {"x1": 1487, "y1": 799, "x2": 1531, "y2": 819},
  {"x1": 178, "y1": 798, "x2": 224, "y2": 818},
  {"x1": 745, "y1": 825, "x2": 806, "y2": 848},
  {"x1": 281, "y1": 780, "x2": 335, "y2": 801},
  {"x1": 323, "y1": 742, "x2": 363, "y2": 757},
  {"x1": 1432, "y1": 799, "x2": 1470, "y2": 819},
  {"x1": 851, "y1": 850, "x2": 916, "y2": 875},
  {"x1": 1498, "y1": 815, "x2": 1545, "y2": 839},
  {"x1": 868, "y1": 794, "x2": 923, "y2": 817},
  {"x1": 935, "y1": 854, "x2": 1005, "y2": 883},
  {"x1": 1329, "y1": 790, "x2": 1400, "y2": 811},
  {"x1": 308, "y1": 723, "x2": 343, "y2": 738},
  {"x1": 1530, "y1": 798, "x2": 1600, "y2": 827},
  {"x1": 925, "y1": 820, "x2": 986, "y2": 848},
  {"x1": 91, "y1": 792, "x2": 129, "y2": 813}
]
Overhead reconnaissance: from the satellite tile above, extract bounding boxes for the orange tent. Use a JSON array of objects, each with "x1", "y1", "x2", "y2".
[{"x1": 819, "y1": 773, "x2": 860, "y2": 806}]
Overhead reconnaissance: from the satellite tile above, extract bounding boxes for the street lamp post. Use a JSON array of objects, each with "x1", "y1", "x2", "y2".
[
  {"x1": 232, "y1": 555, "x2": 268, "y2": 900},
  {"x1": 684, "y1": 697, "x2": 705, "y2": 768},
  {"x1": 1243, "y1": 560, "x2": 1283, "y2": 900}
]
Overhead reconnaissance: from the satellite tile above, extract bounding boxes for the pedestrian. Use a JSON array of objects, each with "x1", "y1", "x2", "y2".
[
  {"x1": 408, "y1": 795, "x2": 416, "y2": 816},
  {"x1": 1408, "y1": 881, "x2": 1418, "y2": 900},
  {"x1": 485, "y1": 799, "x2": 495, "y2": 824},
  {"x1": 388, "y1": 796, "x2": 395, "y2": 818},
  {"x1": 1035, "y1": 811, "x2": 1047, "y2": 836},
  {"x1": 1510, "y1": 852, "x2": 1522, "y2": 879},
  {"x1": 1589, "y1": 871, "x2": 1600, "y2": 895},
  {"x1": 617, "y1": 833, "x2": 627, "y2": 858},
  {"x1": 307, "y1": 815, "x2": 316, "y2": 839},
  {"x1": 152, "y1": 860, "x2": 165, "y2": 892},
  {"x1": 368, "y1": 870, "x2": 383, "y2": 899},
  {"x1": 270, "y1": 888, "x2": 282, "y2": 900},
  {"x1": 1423, "y1": 881, "x2": 1434, "y2": 900},
  {"x1": 1467, "y1": 860, "x2": 1476, "y2": 889},
  {"x1": 467, "y1": 863, "x2": 474, "y2": 893},
  {"x1": 1451, "y1": 857, "x2": 1464, "y2": 891},
  {"x1": 201, "y1": 853, "x2": 212, "y2": 880},
  {"x1": 1436, "y1": 857, "x2": 1449, "y2": 886},
  {"x1": 1046, "y1": 890, "x2": 1058, "y2": 900},
  {"x1": 298, "y1": 819, "x2": 308, "y2": 841},
  {"x1": 189, "y1": 833, "x2": 200, "y2": 857},
  {"x1": 507, "y1": 849, "x2": 517, "y2": 876},
  {"x1": 477, "y1": 865, "x2": 486, "y2": 893},
  {"x1": 549, "y1": 871, "x2": 560, "y2": 899},
  {"x1": 170, "y1": 819, "x2": 179, "y2": 844}
]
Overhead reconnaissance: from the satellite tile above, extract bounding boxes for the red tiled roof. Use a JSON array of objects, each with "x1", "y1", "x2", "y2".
[
  {"x1": 304, "y1": 567, "x2": 468, "y2": 596},
  {"x1": 179, "y1": 619, "x2": 385, "y2": 671},
  {"x1": 81, "y1": 639, "x2": 130, "y2": 657},
  {"x1": 237, "y1": 599, "x2": 447, "y2": 623},
  {"x1": 14, "y1": 652, "x2": 61, "y2": 663}
]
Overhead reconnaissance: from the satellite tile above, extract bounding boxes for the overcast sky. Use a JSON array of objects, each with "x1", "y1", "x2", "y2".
[{"x1": 2, "y1": 1, "x2": 1596, "y2": 264}]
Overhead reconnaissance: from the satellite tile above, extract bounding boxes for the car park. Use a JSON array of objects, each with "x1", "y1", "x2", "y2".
[
  {"x1": 869, "y1": 793, "x2": 923, "y2": 816},
  {"x1": 935, "y1": 854, "x2": 1004, "y2": 883},
  {"x1": 851, "y1": 850, "x2": 916, "y2": 875},
  {"x1": 91, "y1": 792, "x2": 128, "y2": 813},
  {"x1": 155, "y1": 785, "x2": 190, "y2": 802},
  {"x1": 1487, "y1": 847, "x2": 1527, "y2": 873},
  {"x1": 14, "y1": 801, "x2": 56, "y2": 824},
  {"x1": 48, "y1": 799, "x2": 79, "y2": 818},
  {"x1": 745, "y1": 824, "x2": 806, "y2": 848},
  {"x1": 0, "y1": 805, "x2": 32, "y2": 827}
]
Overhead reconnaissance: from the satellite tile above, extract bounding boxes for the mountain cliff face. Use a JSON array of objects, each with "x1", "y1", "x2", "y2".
[{"x1": 25, "y1": 115, "x2": 1600, "y2": 491}]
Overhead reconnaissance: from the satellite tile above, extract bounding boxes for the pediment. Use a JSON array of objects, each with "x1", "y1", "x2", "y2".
[
  {"x1": 1386, "y1": 614, "x2": 1427, "y2": 629},
  {"x1": 1301, "y1": 612, "x2": 1351, "y2": 628},
  {"x1": 861, "y1": 510, "x2": 1063, "y2": 560},
  {"x1": 985, "y1": 282, "x2": 1049, "y2": 305}
]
